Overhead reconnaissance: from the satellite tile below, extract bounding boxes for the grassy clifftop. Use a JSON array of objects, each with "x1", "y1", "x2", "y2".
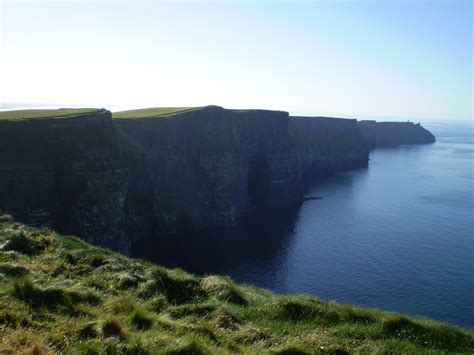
[
  {"x1": 113, "y1": 107, "x2": 202, "y2": 119},
  {"x1": 0, "y1": 216, "x2": 472, "y2": 354},
  {"x1": 0, "y1": 108, "x2": 99, "y2": 120}
]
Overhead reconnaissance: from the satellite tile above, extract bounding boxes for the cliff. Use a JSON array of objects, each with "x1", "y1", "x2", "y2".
[
  {"x1": 0, "y1": 107, "x2": 435, "y2": 253},
  {"x1": 0, "y1": 106, "x2": 305, "y2": 252},
  {"x1": 358, "y1": 120, "x2": 436, "y2": 148},
  {"x1": 115, "y1": 105, "x2": 303, "y2": 242},
  {"x1": 0, "y1": 109, "x2": 130, "y2": 252},
  {"x1": 289, "y1": 116, "x2": 369, "y2": 186}
]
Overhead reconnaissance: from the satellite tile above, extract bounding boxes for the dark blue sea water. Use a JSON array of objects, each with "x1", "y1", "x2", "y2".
[{"x1": 133, "y1": 119, "x2": 474, "y2": 328}]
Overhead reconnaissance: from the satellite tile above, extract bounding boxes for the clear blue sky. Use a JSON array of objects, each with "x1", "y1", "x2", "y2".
[{"x1": 0, "y1": 0, "x2": 472, "y2": 119}]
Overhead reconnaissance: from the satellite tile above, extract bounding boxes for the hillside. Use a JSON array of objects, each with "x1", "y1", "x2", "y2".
[{"x1": 0, "y1": 215, "x2": 472, "y2": 354}]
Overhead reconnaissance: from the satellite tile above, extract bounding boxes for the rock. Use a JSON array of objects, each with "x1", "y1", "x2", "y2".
[
  {"x1": 303, "y1": 196, "x2": 322, "y2": 201},
  {"x1": 289, "y1": 116, "x2": 370, "y2": 187},
  {"x1": 116, "y1": 106, "x2": 303, "y2": 239},
  {"x1": 0, "y1": 106, "x2": 436, "y2": 253},
  {"x1": 0, "y1": 109, "x2": 129, "y2": 252},
  {"x1": 357, "y1": 120, "x2": 436, "y2": 148}
]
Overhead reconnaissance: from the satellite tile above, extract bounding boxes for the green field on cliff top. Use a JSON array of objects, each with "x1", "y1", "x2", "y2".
[
  {"x1": 0, "y1": 108, "x2": 97, "y2": 120},
  {"x1": 0, "y1": 216, "x2": 472, "y2": 354},
  {"x1": 112, "y1": 107, "x2": 202, "y2": 118}
]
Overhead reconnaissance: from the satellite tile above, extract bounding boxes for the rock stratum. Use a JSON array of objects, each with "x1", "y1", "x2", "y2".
[{"x1": 0, "y1": 106, "x2": 435, "y2": 252}]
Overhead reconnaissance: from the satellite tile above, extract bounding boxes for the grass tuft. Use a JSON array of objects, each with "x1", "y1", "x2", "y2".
[
  {"x1": 201, "y1": 276, "x2": 247, "y2": 305},
  {"x1": 117, "y1": 272, "x2": 139, "y2": 289},
  {"x1": 62, "y1": 252, "x2": 78, "y2": 265},
  {"x1": 152, "y1": 267, "x2": 206, "y2": 304},
  {"x1": 168, "y1": 303, "x2": 216, "y2": 319},
  {"x1": 137, "y1": 279, "x2": 161, "y2": 298},
  {"x1": 235, "y1": 325, "x2": 272, "y2": 345},
  {"x1": 2, "y1": 230, "x2": 42, "y2": 256},
  {"x1": 341, "y1": 307, "x2": 376, "y2": 324},
  {"x1": 87, "y1": 255, "x2": 108, "y2": 267},
  {"x1": 12, "y1": 278, "x2": 100, "y2": 312},
  {"x1": 109, "y1": 297, "x2": 135, "y2": 314},
  {"x1": 167, "y1": 339, "x2": 208, "y2": 355},
  {"x1": 148, "y1": 295, "x2": 168, "y2": 313},
  {"x1": 272, "y1": 346, "x2": 310, "y2": 354},
  {"x1": 128, "y1": 308, "x2": 153, "y2": 330},
  {"x1": 78, "y1": 322, "x2": 99, "y2": 339},
  {"x1": 102, "y1": 318, "x2": 126, "y2": 339},
  {"x1": 382, "y1": 315, "x2": 420, "y2": 334},
  {"x1": 0, "y1": 310, "x2": 30, "y2": 328},
  {"x1": 279, "y1": 299, "x2": 320, "y2": 321},
  {"x1": 213, "y1": 310, "x2": 241, "y2": 329},
  {"x1": 381, "y1": 315, "x2": 474, "y2": 349},
  {"x1": 0, "y1": 262, "x2": 29, "y2": 277}
]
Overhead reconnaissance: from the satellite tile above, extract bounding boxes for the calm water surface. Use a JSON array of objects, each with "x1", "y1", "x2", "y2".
[{"x1": 133, "y1": 119, "x2": 474, "y2": 328}]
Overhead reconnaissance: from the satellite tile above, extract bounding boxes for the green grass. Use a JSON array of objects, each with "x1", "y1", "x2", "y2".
[
  {"x1": 0, "y1": 216, "x2": 472, "y2": 354},
  {"x1": 0, "y1": 108, "x2": 98, "y2": 120},
  {"x1": 112, "y1": 107, "x2": 202, "y2": 119}
]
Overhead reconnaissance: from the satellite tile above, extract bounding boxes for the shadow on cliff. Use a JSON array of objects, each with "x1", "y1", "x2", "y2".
[{"x1": 131, "y1": 204, "x2": 301, "y2": 276}]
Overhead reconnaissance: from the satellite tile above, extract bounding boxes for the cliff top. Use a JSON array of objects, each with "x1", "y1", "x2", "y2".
[
  {"x1": 113, "y1": 107, "x2": 203, "y2": 119},
  {"x1": 0, "y1": 108, "x2": 100, "y2": 120},
  {"x1": 0, "y1": 215, "x2": 472, "y2": 353},
  {"x1": 113, "y1": 106, "x2": 290, "y2": 119},
  {"x1": 291, "y1": 115, "x2": 357, "y2": 122}
]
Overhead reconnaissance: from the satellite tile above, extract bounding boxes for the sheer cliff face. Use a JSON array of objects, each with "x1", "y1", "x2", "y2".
[
  {"x1": 0, "y1": 110, "x2": 130, "y2": 251},
  {"x1": 0, "y1": 107, "x2": 435, "y2": 253},
  {"x1": 358, "y1": 120, "x2": 436, "y2": 148},
  {"x1": 116, "y1": 106, "x2": 303, "y2": 239},
  {"x1": 289, "y1": 116, "x2": 369, "y2": 186}
]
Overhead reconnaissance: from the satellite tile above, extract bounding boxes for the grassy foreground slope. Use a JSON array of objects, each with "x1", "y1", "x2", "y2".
[
  {"x1": 0, "y1": 216, "x2": 472, "y2": 354},
  {"x1": 0, "y1": 108, "x2": 98, "y2": 120},
  {"x1": 113, "y1": 107, "x2": 201, "y2": 119}
]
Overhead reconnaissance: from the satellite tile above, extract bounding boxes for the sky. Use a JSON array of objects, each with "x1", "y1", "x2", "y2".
[{"x1": 0, "y1": 0, "x2": 472, "y2": 119}]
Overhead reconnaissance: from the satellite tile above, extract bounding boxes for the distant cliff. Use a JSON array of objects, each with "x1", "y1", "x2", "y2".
[
  {"x1": 0, "y1": 107, "x2": 435, "y2": 252},
  {"x1": 358, "y1": 120, "x2": 435, "y2": 148},
  {"x1": 289, "y1": 116, "x2": 369, "y2": 187}
]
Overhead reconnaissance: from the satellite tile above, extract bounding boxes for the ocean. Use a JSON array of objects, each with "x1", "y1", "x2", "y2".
[{"x1": 133, "y1": 118, "x2": 474, "y2": 328}]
